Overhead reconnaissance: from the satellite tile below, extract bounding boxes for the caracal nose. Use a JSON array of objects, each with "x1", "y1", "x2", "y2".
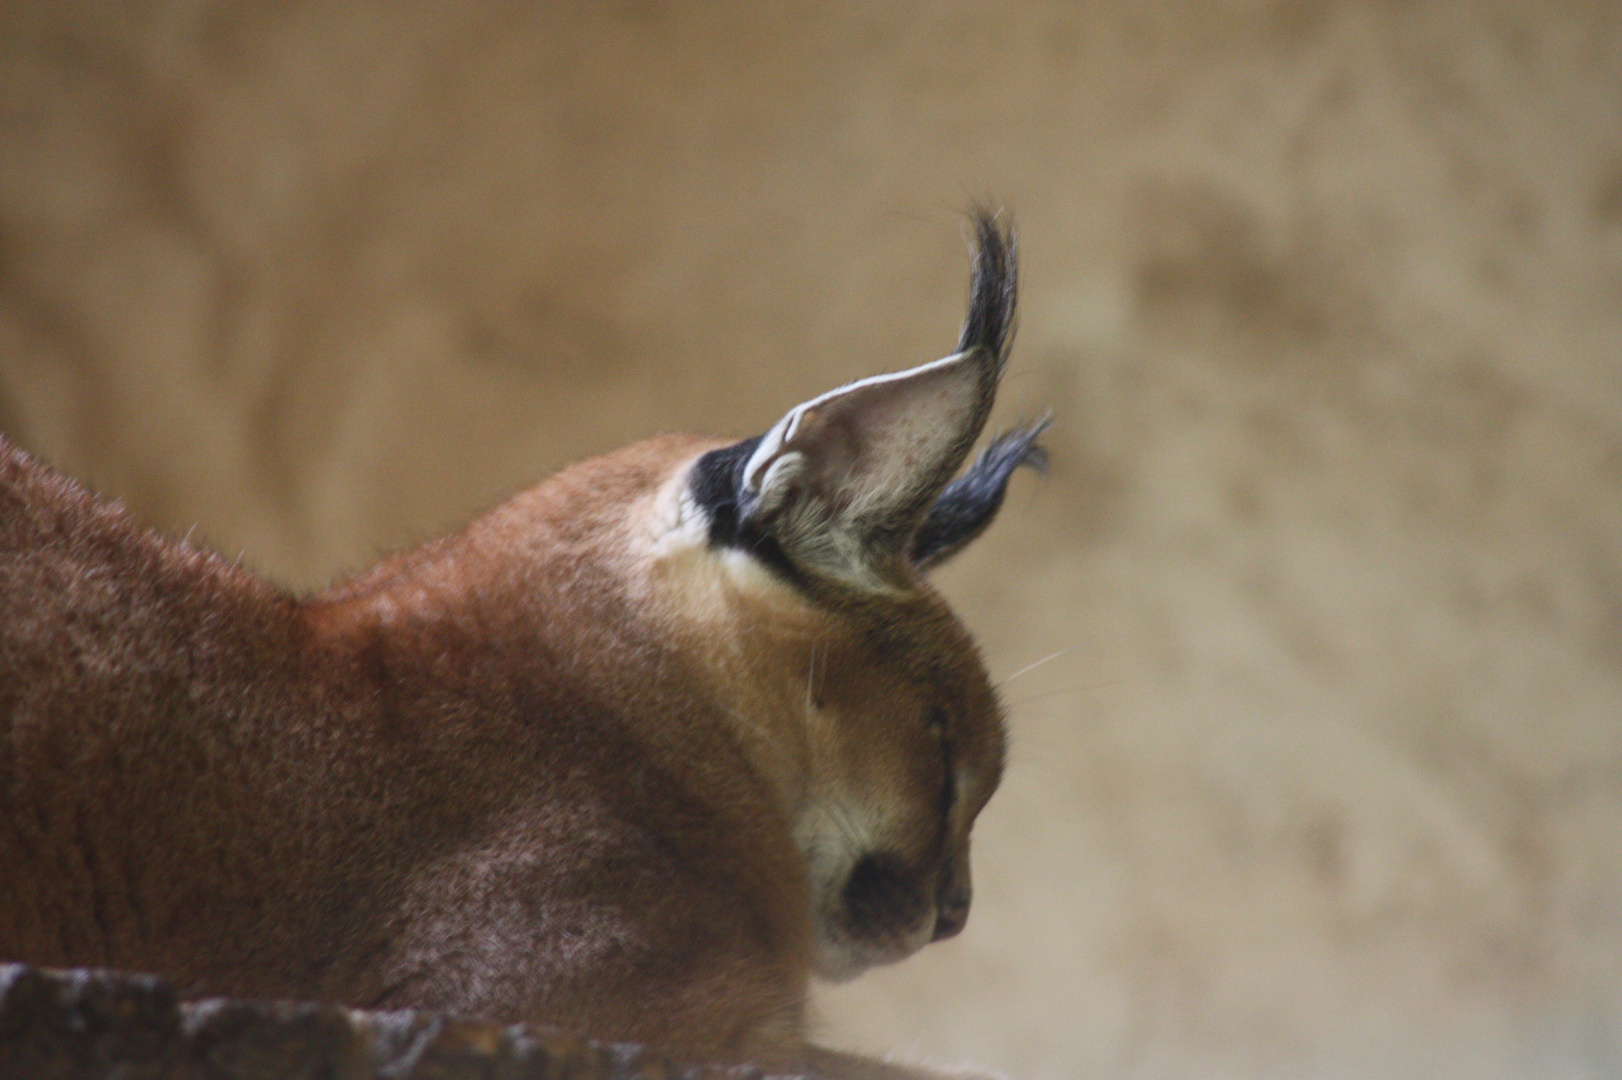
[{"x1": 932, "y1": 888, "x2": 971, "y2": 941}]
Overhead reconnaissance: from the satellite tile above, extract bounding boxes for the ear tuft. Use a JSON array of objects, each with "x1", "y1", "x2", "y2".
[
  {"x1": 957, "y1": 209, "x2": 1018, "y2": 371},
  {"x1": 911, "y1": 420, "x2": 1049, "y2": 571}
]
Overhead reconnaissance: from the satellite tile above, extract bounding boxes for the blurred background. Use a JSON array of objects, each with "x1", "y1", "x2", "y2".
[{"x1": 2, "y1": 3, "x2": 1620, "y2": 1077}]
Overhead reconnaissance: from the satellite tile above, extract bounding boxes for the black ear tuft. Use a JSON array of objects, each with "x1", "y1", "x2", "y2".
[
  {"x1": 911, "y1": 420, "x2": 1048, "y2": 571},
  {"x1": 957, "y1": 210, "x2": 1018, "y2": 371}
]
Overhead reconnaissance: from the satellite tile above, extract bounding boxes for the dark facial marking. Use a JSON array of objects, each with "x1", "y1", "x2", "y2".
[{"x1": 841, "y1": 851, "x2": 931, "y2": 940}]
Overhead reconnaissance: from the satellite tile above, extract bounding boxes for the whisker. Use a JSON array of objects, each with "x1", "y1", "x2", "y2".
[
  {"x1": 1004, "y1": 680, "x2": 1129, "y2": 709},
  {"x1": 716, "y1": 704, "x2": 796, "y2": 767},
  {"x1": 993, "y1": 646, "x2": 1074, "y2": 689},
  {"x1": 825, "y1": 798, "x2": 870, "y2": 858},
  {"x1": 806, "y1": 641, "x2": 817, "y2": 717}
]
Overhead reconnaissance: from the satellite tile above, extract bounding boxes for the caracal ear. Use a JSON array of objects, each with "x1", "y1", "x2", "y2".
[
  {"x1": 688, "y1": 212, "x2": 1025, "y2": 592},
  {"x1": 737, "y1": 344, "x2": 1000, "y2": 588}
]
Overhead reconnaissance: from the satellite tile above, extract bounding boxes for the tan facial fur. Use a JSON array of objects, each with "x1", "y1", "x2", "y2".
[{"x1": 641, "y1": 463, "x2": 1006, "y2": 982}]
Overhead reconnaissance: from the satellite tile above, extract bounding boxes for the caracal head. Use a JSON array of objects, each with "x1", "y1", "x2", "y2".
[{"x1": 621, "y1": 214, "x2": 1044, "y2": 979}]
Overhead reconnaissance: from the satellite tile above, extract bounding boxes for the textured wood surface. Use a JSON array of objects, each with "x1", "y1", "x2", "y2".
[{"x1": 0, "y1": 964, "x2": 771, "y2": 1080}]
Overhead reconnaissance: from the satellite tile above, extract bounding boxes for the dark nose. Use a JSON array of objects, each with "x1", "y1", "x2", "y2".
[{"x1": 932, "y1": 887, "x2": 971, "y2": 941}]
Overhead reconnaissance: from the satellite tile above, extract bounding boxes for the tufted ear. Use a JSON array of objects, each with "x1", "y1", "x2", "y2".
[
  {"x1": 688, "y1": 213, "x2": 1028, "y2": 591},
  {"x1": 734, "y1": 346, "x2": 999, "y2": 588}
]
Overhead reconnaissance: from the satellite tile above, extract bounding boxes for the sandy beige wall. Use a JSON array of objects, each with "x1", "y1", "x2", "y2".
[{"x1": 3, "y1": 3, "x2": 1621, "y2": 1077}]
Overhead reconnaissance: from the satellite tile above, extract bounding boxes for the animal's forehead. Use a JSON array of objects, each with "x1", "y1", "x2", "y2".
[
  {"x1": 812, "y1": 605, "x2": 1001, "y2": 722},
  {"x1": 850, "y1": 594, "x2": 990, "y2": 685}
]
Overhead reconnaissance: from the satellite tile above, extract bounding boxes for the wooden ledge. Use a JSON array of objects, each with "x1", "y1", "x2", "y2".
[{"x1": 0, "y1": 964, "x2": 800, "y2": 1080}]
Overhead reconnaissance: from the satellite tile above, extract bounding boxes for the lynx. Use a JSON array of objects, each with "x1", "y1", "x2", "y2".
[{"x1": 0, "y1": 216, "x2": 1043, "y2": 1078}]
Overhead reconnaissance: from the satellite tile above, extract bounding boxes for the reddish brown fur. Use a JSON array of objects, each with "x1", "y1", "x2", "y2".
[{"x1": 0, "y1": 429, "x2": 1006, "y2": 1077}]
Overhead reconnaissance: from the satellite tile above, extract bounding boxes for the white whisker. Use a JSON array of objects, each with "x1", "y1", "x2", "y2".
[
  {"x1": 824, "y1": 798, "x2": 870, "y2": 861},
  {"x1": 994, "y1": 646, "x2": 1074, "y2": 689},
  {"x1": 806, "y1": 641, "x2": 817, "y2": 717},
  {"x1": 1004, "y1": 678, "x2": 1129, "y2": 709},
  {"x1": 717, "y1": 704, "x2": 795, "y2": 768}
]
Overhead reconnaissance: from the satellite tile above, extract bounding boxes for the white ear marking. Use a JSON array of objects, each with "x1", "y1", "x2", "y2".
[
  {"x1": 742, "y1": 350, "x2": 980, "y2": 500},
  {"x1": 735, "y1": 348, "x2": 993, "y2": 594}
]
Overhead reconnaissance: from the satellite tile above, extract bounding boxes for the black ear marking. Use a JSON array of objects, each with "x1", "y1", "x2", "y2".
[
  {"x1": 687, "y1": 435, "x2": 761, "y2": 548},
  {"x1": 957, "y1": 209, "x2": 1018, "y2": 371},
  {"x1": 911, "y1": 420, "x2": 1049, "y2": 571},
  {"x1": 687, "y1": 434, "x2": 805, "y2": 583}
]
